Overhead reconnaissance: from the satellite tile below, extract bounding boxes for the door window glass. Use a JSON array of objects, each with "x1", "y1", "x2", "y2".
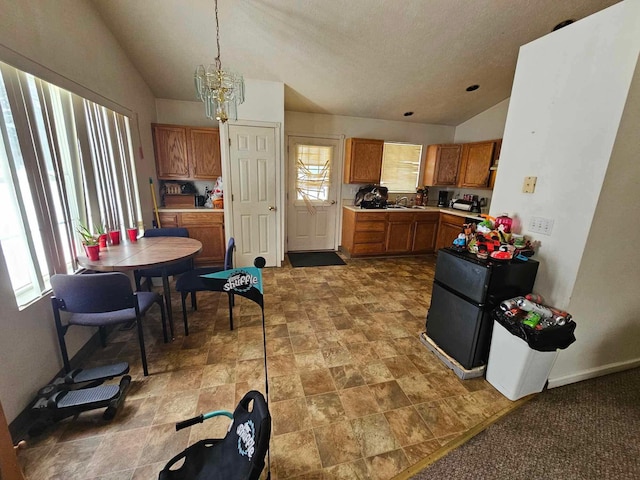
[{"x1": 295, "y1": 144, "x2": 332, "y2": 203}]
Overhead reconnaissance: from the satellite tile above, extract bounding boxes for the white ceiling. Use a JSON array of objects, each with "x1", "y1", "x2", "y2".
[{"x1": 92, "y1": 0, "x2": 620, "y2": 126}]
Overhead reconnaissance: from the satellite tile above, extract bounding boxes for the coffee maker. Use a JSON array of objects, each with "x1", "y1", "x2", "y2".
[{"x1": 437, "y1": 190, "x2": 449, "y2": 207}]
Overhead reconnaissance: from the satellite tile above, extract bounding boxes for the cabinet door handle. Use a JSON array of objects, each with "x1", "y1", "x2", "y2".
[{"x1": 268, "y1": 206, "x2": 276, "y2": 211}]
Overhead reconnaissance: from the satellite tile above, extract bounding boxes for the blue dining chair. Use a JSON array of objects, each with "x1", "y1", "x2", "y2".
[
  {"x1": 51, "y1": 272, "x2": 167, "y2": 377},
  {"x1": 134, "y1": 227, "x2": 194, "y2": 338},
  {"x1": 175, "y1": 237, "x2": 235, "y2": 334}
]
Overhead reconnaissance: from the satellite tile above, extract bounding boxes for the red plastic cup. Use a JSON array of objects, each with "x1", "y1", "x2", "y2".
[
  {"x1": 98, "y1": 234, "x2": 108, "y2": 249},
  {"x1": 127, "y1": 228, "x2": 138, "y2": 242},
  {"x1": 85, "y1": 244, "x2": 100, "y2": 261},
  {"x1": 109, "y1": 230, "x2": 120, "y2": 245}
]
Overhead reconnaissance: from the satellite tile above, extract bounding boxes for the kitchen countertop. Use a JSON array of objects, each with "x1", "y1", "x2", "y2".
[
  {"x1": 158, "y1": 207, "x2": 224, "y2": 213},
  {"x1": 343, "y1": 205, "x2": 484, "y2": 221}
]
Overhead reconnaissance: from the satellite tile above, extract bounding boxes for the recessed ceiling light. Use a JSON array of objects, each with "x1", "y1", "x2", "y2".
[
  {"x1": 553, "y1": 19, "x2": 574, "y2": 31},
  {"x1": 403, "y1": 112, "x2": 414, "y2": 117},
  {"x1": 466, "y1": 85, "x2": 479, "y2": 92}
]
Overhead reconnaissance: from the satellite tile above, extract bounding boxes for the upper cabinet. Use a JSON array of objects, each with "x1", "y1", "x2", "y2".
[
  {"x1": 153, "y1": 125, "x2": 190, "y2": 179},
  {"x1": 189, "y1": 128, "x2": 222, "y2": 179},
  {"x1": 343, "y1": 138, "x2": 384, "y2": 184},
  {"x1": 423, "y1": 139, "x2": 501, "y2": 189},
  {"x1": 422, "y1": 144, "x2": 462, "y2": 186},
  {"x1": 458, "y1": 141, "x2": 496, "y2": 188},
  {"x1": 488, "y1": 139, "x2": 502, "y2": 189},
  {"x1": 153, "y1": 124, "x2": 221, "y2": 181}
]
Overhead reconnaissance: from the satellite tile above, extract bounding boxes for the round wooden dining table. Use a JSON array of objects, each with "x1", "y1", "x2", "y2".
[{"x1": 77, "y1": 236, "x2": 203, "y2": 339}]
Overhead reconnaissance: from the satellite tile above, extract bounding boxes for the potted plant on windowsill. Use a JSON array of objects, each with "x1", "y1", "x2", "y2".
[
  {"x1": 95, "y1": 223, "x2": 108, "y2": 249},
  {"x1": 77, "y1": 224, "x2": 100, "y2": 261}
]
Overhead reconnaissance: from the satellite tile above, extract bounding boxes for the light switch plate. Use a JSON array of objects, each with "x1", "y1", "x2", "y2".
[
  {"x1": 529, "y1": 216, "x2": 554, "y2": 235},
  {"x1": 522, "y1": 176, "x2": 537, "y2": 193}
]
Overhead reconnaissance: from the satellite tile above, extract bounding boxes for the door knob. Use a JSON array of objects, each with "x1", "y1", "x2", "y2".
[
  {"x1": 330, "y1": 200, "x2": 336, "y2": 205},
  {"x1": 268, "y1": 206, "x2": 276, "y2": 211}
]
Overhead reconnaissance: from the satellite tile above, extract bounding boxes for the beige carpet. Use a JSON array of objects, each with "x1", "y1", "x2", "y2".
[{"x1": 408, "y1": 367, "x2": 640, "y2": 479}]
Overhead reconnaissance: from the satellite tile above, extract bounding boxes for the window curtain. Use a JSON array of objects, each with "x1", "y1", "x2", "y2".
[{"x1": 0, "y1": 60, "x2": 143, "y2": 306}]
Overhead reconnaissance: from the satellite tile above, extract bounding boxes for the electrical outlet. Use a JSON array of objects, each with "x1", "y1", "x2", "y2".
[
  {"x1": 522, "y1": 176, "x2": 537, "y2": 193},
  {"x1": 529, "y1": 216, "x2": 554, "y2": 235}
]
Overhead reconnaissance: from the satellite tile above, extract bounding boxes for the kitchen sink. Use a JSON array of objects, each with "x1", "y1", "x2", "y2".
[{"x1": 386, "y1": 204, "x2": 408, "y2": 209}]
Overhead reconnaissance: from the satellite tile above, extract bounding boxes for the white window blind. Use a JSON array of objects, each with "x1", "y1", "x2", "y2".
[
  {"x1": 0, "y1": 60, "x2": 142, "y2": 308},
  {"x1": 295, "y1": 144, "x2": 332, "y2": 203},
  {"x1": 380, "y1": 142, "x2": 422, "y2": 192}
]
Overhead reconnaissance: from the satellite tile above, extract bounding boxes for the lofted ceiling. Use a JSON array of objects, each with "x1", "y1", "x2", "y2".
[{"x1": 92, "y1": 0, "x2": 620, "y2": 126}]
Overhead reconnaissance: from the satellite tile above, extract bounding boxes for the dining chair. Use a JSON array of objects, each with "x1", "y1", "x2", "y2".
[
  {"x1": 175, "y1": 237, "x2": 235, "y2": 334},
  {"x1": 51, "y1": 272, "x2": 167, "y2": 377},
  {"x1": 134, "y1": 227, "x2": 193, "y2": 338}
]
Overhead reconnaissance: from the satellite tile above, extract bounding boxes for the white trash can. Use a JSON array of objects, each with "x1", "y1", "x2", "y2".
[{"x1": 485, "y1": 320, "x2": 558, "y2": 401}]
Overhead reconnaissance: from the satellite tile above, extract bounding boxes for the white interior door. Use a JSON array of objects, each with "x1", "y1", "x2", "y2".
[
  {"x1": 228, "y1": 125, "x2": 278, "y2": 267},
  {"x1": 287, "y1": 136, "x2": 341, "y2": 252}
]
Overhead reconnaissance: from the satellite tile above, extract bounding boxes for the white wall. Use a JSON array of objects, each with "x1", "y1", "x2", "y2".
[
  {"x1": 156, "y1": 78, "x2": 284, "y2": 126},
  {"x1": 0, "y1": 0, "x2": 157, "y2": 422},
  {"x1": 553, "y1": 60, "x2": 640, "y2": 385},
  {"x1": 285, "y1": 111, "x2": 455, "y2": 201},
  {"x1": 489, "y1": 0, "x2": 640, "y2": 386},
  {"x1": 454, "y1": 98, "x2": 510, "y2": 144}
]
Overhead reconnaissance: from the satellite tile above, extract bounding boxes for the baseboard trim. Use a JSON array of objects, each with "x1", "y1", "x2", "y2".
[
  {"x1": 547, "y1": 358, "x2": 640, "y2": 388},
  {"x1": 8, "y1": 331, "x2": 105, "y2": 441}
]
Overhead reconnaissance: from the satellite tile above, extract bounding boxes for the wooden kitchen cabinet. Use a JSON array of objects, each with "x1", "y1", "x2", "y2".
[
  {"x1": 385, "y1": 212, "x2": 415, "y2": 253},
  {"x1": 423, "y1": 144, "x2": 462, "y2": 186},
  {"x1": 153, "y1": 125, "x2": 190, "y2": 179},
  {"x1": 412, "y1": 212, "x2": 439, "y2": 253},
  {"x1": 189, "y1": 128, "x2": 222, "y2": 179},
  {"x1": 341, "y1": 208, "x2": 387, "y2": 256},
  {"x1": 153, "y1": 124, "x2": 222, "y2": 181},
  {"x1": 343, "y1": 138, "x2": 385, "y2": 184},
  {"x1": 488, "y1": 139, "x2": 502, "y2": 189},
  {"x1": 157, "y1": 210, "x2": 225, "y2": 265},
  {"x1": 342, "y1": 208, "x2": 440, "y2": 257},
  {"x1": 435, "y1": 213, "x2": 466, "y2": 252},
  {"x1": 457, "y1": 140, "x2": 496, "y2": 188}
]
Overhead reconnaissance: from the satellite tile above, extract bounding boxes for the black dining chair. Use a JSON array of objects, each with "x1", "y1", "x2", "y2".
[
  {"x1": 50, "y1": 272, "x2": 167, "y2": 377},
  {"x1": 175, "y1": 237, "x2": 235, "y2": 334},
  {"x1": 134, "y1": 227, "x2": 194, "y2": 338}
]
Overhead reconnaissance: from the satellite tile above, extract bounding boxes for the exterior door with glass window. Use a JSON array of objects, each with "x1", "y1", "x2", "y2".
[{"x1": 287, "y1": 136, "x2": 341, "y2": 252}]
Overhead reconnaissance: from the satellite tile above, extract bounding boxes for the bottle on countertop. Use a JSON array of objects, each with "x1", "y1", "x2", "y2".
[{"x1": 415, "y1": 188, "x2": 424, "y2": 206}]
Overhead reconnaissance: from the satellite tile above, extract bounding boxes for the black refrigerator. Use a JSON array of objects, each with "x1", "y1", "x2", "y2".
[{"x1": 426, "y1": 248, "x2": 539, "y2": 370}]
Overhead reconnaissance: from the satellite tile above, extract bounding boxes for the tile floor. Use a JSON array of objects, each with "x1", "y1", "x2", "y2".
[{"x1": 18, "y1": 254, "x2": 513, "y2": 479}]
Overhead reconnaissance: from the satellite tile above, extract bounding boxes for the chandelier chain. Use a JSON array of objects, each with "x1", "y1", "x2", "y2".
[
  {"x1": 214, "y1": 0, "x2": 221, "y2": 70},
  {"x1": 194, "y1": 0, "x2": 245, "y2": 122}
]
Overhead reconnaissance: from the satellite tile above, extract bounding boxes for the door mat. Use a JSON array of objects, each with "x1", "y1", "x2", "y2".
[{"x1": 287, "y1": 251, "x2": 346, "y2": 267}]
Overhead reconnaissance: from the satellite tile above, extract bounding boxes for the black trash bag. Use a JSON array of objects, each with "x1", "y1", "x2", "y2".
[{"x1": 492, "y1": 308, "x2": 576, "y2": 352}]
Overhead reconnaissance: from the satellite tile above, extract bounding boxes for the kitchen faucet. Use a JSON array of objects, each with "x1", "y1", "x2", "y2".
[{"x1": 395, "y1": 196, "x2": 409, "y2": 206}]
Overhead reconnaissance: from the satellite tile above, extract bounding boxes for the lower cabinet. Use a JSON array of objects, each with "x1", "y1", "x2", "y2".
[
  {"x1": 412, "y1": 212, "x2": 439, "y2": 253},
  {"x1": 342, "y1": 208, "x2": 439, "y2": 257},
  {"x1": 158, "y1": 211, "x2": 225, "y2": 265},
  {"x1": 385, "y1": 213, "x2": 415, "y2": 253},
  {"x1": 435, "y1": 213, "x2": 466, "y2": 252},
  {"x1": 342, "y1": 210, "x2": 387, "y2": 255}
]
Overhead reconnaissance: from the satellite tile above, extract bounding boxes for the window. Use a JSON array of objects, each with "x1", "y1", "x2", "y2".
[
  {"x1": 295, "y1": 144, "x2": 332, "y2": 203},
  {"x1": 379, "y1": 142, "x2": 423, "y2": 192},
  {"x1": 0, "y1": 61, "x2": 142, "y2": 308}
]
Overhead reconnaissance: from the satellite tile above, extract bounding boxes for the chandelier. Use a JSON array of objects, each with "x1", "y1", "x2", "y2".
[{"x1": 194, "y1": 0, "x2": 245, "y2": 123}]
